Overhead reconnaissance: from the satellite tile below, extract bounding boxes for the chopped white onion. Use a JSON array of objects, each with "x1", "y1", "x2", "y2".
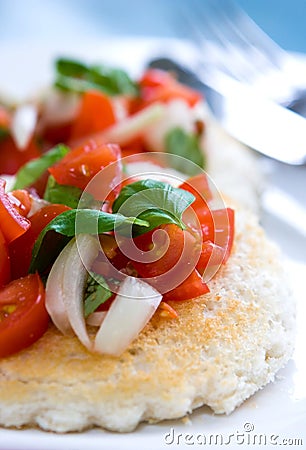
[
  {"x1": 0, "y1": 175, "x2": 16, "y2": 192},
  {"x1": 46, "y1": 234, "x2": 99, "y2": 350},
  {"x1": 39, "y1": 89, "x2": 80, "y2": 128},
  {"x1": 27, "y1": 196, "x2": 50, "y2": 217},
  {"x1": 11, "y1": 104, "x2": 37, "y2": 150},
  {"x1": 100, "y1": 102, "x2": 165, "y2": 145},
  {"x1": 94, "y1": 276, "x2": 162, "y2": 356},
  {"x1": 142, "y1": 99, "x2": 196, "y2": 152}
]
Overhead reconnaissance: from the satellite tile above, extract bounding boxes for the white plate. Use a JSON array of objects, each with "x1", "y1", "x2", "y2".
[{"x1": 0, "y1": 38, "x2": 305, "y2": 450}]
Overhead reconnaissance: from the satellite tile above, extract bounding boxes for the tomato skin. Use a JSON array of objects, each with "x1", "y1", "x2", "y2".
[
  {"x1": 0, "y1": 273, "x2": 49, "y2": 358},
  {"x1": 132, "y1": 224, "x2": 187, "y2": 278},
  {"x1": 8, "y1": 189, "x2": 32, "y2": 217},
  {"x1": 204, "y1": 208, "x2": 235, "y2": 264},
  {"x1": 196, "y1": 240, "x2": 225, "y2": 274},
  {"x1": 49, "y1": 140, "x2": 122, "y2": 198},
  {"x1": 138, "y1": 69, "x2": 202, "y2": 108},
  {"x1": 162, "y1": 269, "x2": 209, "y2": 302},
  {"x1": 9, "y1": 204, "x2": 70, "y2": 280},
  {"x1": 70, "y1": 90, "x2": 116, "y2": 142},
  {"x1": 0, "y1": 228, "x2": 10, "y2": 287},
  {"x1": 179, "y1": 173, "x2": 213, "y2": 206},
  {"x1": 0, "y1": 136, "x2": 40, "y2": 175},
  {"x1": 0, "y1": 106, "x2": 11, "y2": 129},
  {"x1": 0, "y1": 178, "x2": 30, "y2": 244}
]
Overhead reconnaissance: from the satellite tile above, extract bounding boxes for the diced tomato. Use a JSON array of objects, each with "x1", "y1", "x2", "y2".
[
  {"x1": 196, "y1": 240, "x2": 226, "y2": 274},
  {"x1": 137, "y1": 69, "x2": 202, "y2": 108},
  {"x1": 158, "y1": 301, "x2": 178, "y2": 319},
  {"x1": 131, "y1": 224, "x2": 201, "y2": 297},
  {"x1": 0, "y1": 178, "x2": 30, "y2": 244},
  {"x1": 179, "y1": 173, "x2": 213, "y2": 206},
  {"x1": 139, "y1": 69, "x2": 175, "y2": 88},
  {"x1": 8, "y1": 189, "x2": 32, "y2": 217},
  {"x1": 42, "y1": 121, "x2": 73, "y2": 147},
  {"x1": 0, "y1": 136, "x2": 40, "y2": 175},
  {"x1": 120, "y1": 137, "x2": 147, "y2": 158},
  {"x1": 9, "y1": 204, "x2": 70, "y2": 279},
  {"x1": 49, "y1": 140, "x2": 122, "y2": 202},
  {"x1": 0, "y1": 273, "x2": 49, "y2": 358},
  {"x1": 162, "y1": 269, "x2": 209, "y2": 302},
  {"x1": 132, "y1": 224, "x2": 187, "y2": 278},
  {"x1": 0, "y1": 228, "x2": 10, "y2": 287},
  {"x1": 200, "y1": 208, "x2": 234, "y2": 262},
  {"x1": 70, "y1": 90, "x2": 116, "y2": 142},
  {"x1": 0, "y1": 106, "x2": 11, "y2": 132}
]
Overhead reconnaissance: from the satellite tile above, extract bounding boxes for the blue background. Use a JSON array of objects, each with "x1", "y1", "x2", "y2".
[{"x1": 0, "y1": 0, "x2": 305, "y2": 54}]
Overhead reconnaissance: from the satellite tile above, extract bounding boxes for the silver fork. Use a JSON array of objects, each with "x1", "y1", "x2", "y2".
[{"x1": 179, "y1": 0, "x2": 306, "y2": 114}]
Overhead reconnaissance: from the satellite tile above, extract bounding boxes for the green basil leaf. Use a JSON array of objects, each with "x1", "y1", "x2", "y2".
[
  {"x1": 13, "y1": 144, "x2": 69, "y2": 190},
  {"x1": 44, "y1": 175, "x2": 82, "y2": 208},
  {"x1": 54, "y1": 58, "x2": 138, "y2": 96},
  {"x1": 56, "y1": 58, "x2": 89, "y2": 77},
  {"x1": 55, "y1": 76, "x2": 107, "y2": 95},
  {"x1": 165, "y1": 127, "x2": 205, "y2": 175},
  {"x1": 44, "y1": 176, "x2": 102, "y2": 209},
  {"x1": 0, "y1": 127, "x2": 9, "y2": 142},
  {"x1": 89, "y1": 65, "x2": 138, "y2": 96},
  {"x1": 29, "y1": 209, "x2": 149, "y2": 273},
  {"x1": 112, "y1": 179, "x2": 195, "y2": 231},
  {"x1": 84, "y1": 271, "x2": 112, "y2": 318}
]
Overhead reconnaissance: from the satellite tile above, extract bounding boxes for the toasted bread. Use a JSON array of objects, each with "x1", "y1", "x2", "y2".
[{"x1": 0, "y1": 207, "x2": 295, "y2": 432}]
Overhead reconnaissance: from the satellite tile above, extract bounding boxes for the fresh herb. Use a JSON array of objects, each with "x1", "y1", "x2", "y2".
[
  {"x1": 54, "y1": 58, "x2": 138, "y2": 97},
  {"x1": 29, "y1": 209, "x2": 149, "y2": 273},
  {"x1": 43, "y1": 175, "x2": 101, "y2": 209},
  {"x1": 112, "y1": 179, "x2": 195, "y2": 232},
  {"x1": 165, "y1": 127, "x2": 205, "y2": 175},
  {"x1": 44, "y1": 176, "x2": 101, "y2": 209},
  {"x1": 0, "y1": 127, "x2": 9, "y2": 141},
  {"x1": 13, "y1": 144, "x2": 69, "y2": 189},
  {"x1": 84, "y1": 272, "x2": 112, "y2": 318}
]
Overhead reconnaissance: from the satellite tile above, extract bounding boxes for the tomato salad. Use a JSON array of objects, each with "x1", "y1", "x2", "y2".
[{"x1": 0, "y1": 59, "x2": 234, "y2": 357}]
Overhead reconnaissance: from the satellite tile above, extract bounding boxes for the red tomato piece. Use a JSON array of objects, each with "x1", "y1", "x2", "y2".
[
  {"x1": 0, "y1": 136, "x2": 40, "y2": 175},
  {"x1": 179, "y1": 173, "x2": 213, "y2": 206},
  {"x1": 138, "y1": 69, "x2": 202, "y2": 108},
  {"x1": 8, "y1": 189, "x2": 32, "y2": 217},
  {"x1": 0, "y1": 178, "x2": 30, "y2": 244},
  {"x1": 0, "y1": 273, "x2": 49, "y2": 358},
  {"x1": 0, "y1": 228, "x2": 10, "y2": 287},
  {"x1": 196, "y1": 240, "x2": 226, "y2": 274},
  {"x1": 0, "y1": 106, "x2": 11, "y2": 130},
  {"x1": 70, "y1": 90, "x2": 116, "y2": 142},
  {"x1": 41, "y1": 121, "x2": 73, "y2": 148},
  {"x1": 48, "y1": 140, "x2": 122, "y2": 199},
  {"x1": 131, "y1": 224, "x2": 202, "y2": 298},
  {"x1": 212, "y1": 208, "x2": 235, "y2": 264},
  {"x1": 9, "y1": 204, "x2": 70, "y2": 280},
  {"x1": 132, "y1": 224, "x2": 187, "y2": 278},
  {"x1": 158, "y1": 301, "x2": 178, "y2": 319},
  {"x1": 139, "y1": 69, "x2": 175, "y2": 88},
  {"x1": 162, "y1": 269, "x2": 209, "y2": 302}
]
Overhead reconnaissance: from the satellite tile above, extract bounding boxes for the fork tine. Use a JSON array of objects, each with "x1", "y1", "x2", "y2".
[
  {"x1": 179, "y1": 0, "x2": 300, "y2": 96},
  {"x1": 180, "y1": 0, "x2": 261, "y2": 83}
]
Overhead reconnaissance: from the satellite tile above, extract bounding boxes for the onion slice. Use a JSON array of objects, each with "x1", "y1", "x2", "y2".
[
  {"x1": 100, "y1": 102, "x2": 165, "y2": 146},
  {"x1": 86, "y1": 311, "x2": 107, "y2": 327},
  {"x1": 11, "y1": 104, "x2": 37, "y2": 150},
  {"x1": 45, "y1": 234, "x2": 99, "y2": 350},
  {"x1": 94, "y1": 276, "x2": 162, "y2": 356}
]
